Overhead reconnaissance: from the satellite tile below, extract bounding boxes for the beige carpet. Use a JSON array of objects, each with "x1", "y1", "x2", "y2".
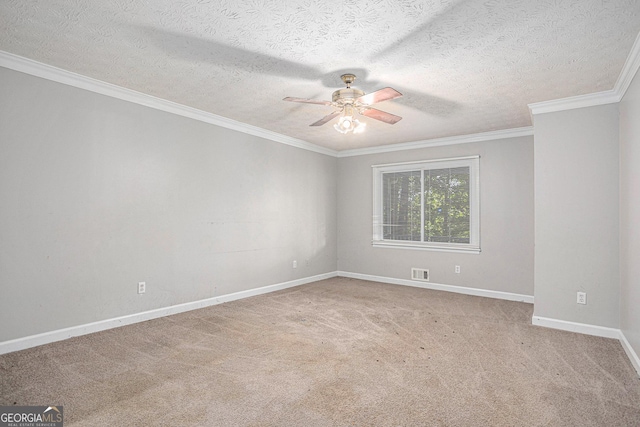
[{"x1": 1, "y1": 277, "x2": 639, "y2": 426}]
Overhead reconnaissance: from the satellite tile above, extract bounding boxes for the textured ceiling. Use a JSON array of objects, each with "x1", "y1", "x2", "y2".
[{"x1": 1, "y1": 0, "x2": 639, "y2": 151}]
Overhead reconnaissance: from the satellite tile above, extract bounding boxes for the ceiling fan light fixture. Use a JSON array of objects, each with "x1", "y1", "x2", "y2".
[
  {"x1": 333, "y1": 103, "x2": 366, "y2": 134},
  {"x1": 353, "y1": 120, "x2": 366, "y2": 134},
  {"x1": 334, "y1": 114, "x2": 366, "y2": 134},
  {"x1": 333, "y1": 120, "x2": 349, "y2": 134}
]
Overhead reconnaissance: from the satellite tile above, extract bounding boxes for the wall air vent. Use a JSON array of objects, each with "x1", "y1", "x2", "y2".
[{"x1": 411, "y1": 268, "x2": 430, "y2": 282}]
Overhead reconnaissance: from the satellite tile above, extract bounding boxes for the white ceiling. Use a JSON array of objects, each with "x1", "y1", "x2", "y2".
[{"x1": 1, "y1": 0, "x2": 639, "y2": 151}]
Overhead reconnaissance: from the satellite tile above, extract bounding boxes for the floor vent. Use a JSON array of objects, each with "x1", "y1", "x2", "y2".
[{"x1": 411, "y1": 268, "x2": 430, "y2": 282}]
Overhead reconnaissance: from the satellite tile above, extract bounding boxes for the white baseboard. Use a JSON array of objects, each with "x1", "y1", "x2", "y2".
[
  {"x1": 5, "y1": 271, "x2": 638, "y2": 378},
  {"x1": 532, "y1": 316, "x2": 640, "y2": 377},
  {"x1": 337, "y1": 271, "x2": 534, "y2": 303},
  {"x1": 2, "y1": 271, "x2": 531, "y2": 354},
  {"x1": 619, "y1": 331, "x2": 640, "y2": 377},
  {"x1": 531, "y1": 316, "x2": 620, "y2": 339},
  {"x1": 0, "y1": 272, "x2": 337, "y2": 355}
]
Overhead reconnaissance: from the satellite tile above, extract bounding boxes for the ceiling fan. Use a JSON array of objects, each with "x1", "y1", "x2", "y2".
[{"x1": 283, "y1": 74, "x2": 403, "y2": 134}]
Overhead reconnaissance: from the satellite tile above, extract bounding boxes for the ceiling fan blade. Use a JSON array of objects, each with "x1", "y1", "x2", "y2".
[
  {"x1": 284, "y1": 97, "x2": 332, "y2": 106},
  {"x1": 356, "y1": 87, "x2": 403, "y2": 105},
  {"x1": 310, "y1": 112, "x2": 341, "y2": 126},
  {"x1": 361, "y1": 108, "x2": 402, "y2": 124}
]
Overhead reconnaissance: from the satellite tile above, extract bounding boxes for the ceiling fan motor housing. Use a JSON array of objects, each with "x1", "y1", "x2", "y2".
[{"x1": 332, "y1": 88, "x2": 365, "y2": 105}]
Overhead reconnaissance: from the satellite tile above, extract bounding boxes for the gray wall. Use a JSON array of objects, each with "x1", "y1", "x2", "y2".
[
  {"x1": 533, "y1": 104, "x2": 620, "y2": 328},
  {"x1": 337, "y1": 137, "x2": 535, "y2": 296},
  {"x1": 0, "y1": 67, "x2": 337, "y2": 342},
  {"x1": 620, "y1": 70, "x2": 640, "y2": 356},
  {"x1": 2, "y1": 58, "x2": 636, "y2": 358}
]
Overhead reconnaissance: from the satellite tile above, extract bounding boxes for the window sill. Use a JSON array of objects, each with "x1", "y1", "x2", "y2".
[{"x1": 372, "y1": 240, "x2": 481, "y2": 254}]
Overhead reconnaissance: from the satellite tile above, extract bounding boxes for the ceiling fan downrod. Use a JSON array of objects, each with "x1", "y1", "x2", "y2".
[{"x1": 341, "y1": 73, "x2": 356, "y2": 89}]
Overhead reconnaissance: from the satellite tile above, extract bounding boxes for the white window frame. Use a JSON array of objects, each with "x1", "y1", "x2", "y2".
[{"x1": 372, "y1": 156, "x2": 480, "y2": 254}]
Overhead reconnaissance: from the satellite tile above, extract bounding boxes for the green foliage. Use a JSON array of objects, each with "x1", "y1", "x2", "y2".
[
  {"x1": 382, "y1": 171, "x2": 421, "y2": 241},
  {"x1": 425, "y1": 167, "x2": 470, "y2": 243},
  {"x1": 383, "y1": 167, "x2": 470, "y2": 243}
]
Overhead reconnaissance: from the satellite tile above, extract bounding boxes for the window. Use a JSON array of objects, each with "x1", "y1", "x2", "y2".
[{"x1": 372, "y1": 156, "x2": 480, "y2": 253}]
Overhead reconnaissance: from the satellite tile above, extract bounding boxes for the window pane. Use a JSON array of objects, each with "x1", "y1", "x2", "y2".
[
  {"x1": 424, "y1": 167, "x2": 470, "y2": 243},
  {"x1": 382, "y1": 171, "x2": 421, "y2": 241}
]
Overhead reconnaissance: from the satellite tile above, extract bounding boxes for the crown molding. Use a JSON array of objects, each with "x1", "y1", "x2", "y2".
[
  {"x1": 529, "y1": 31, "x2": 640, "y2": 116},
  {"x1": 528, "y1": 90, "x2": 620, "y2": 116},
  {"x1": 614, "y1": 30, "x2": 640, "y2": 99},
  {"x1": 337, "y1": 126, "x2": 534, "y2": 158},
  {"x1": 0, "y1": 50, "x2": 338, "y2": 158},
  {"x1": 4, "y1": 28, "x2": 639, "y2": 158}
]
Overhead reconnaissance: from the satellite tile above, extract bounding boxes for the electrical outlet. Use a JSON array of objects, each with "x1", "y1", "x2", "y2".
[
  {"x1": 138, "y1": 282, "x2": 146, "y2": 294},
  {"x1": 292, "y1": 260, "x2": 297, "y2": 269},
  {"x1": 455, "y1": 265, "x2": 461, "y2": 274},
  {"x1": 577, "y1": 291, "x2": 586, "y2": 305}
]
